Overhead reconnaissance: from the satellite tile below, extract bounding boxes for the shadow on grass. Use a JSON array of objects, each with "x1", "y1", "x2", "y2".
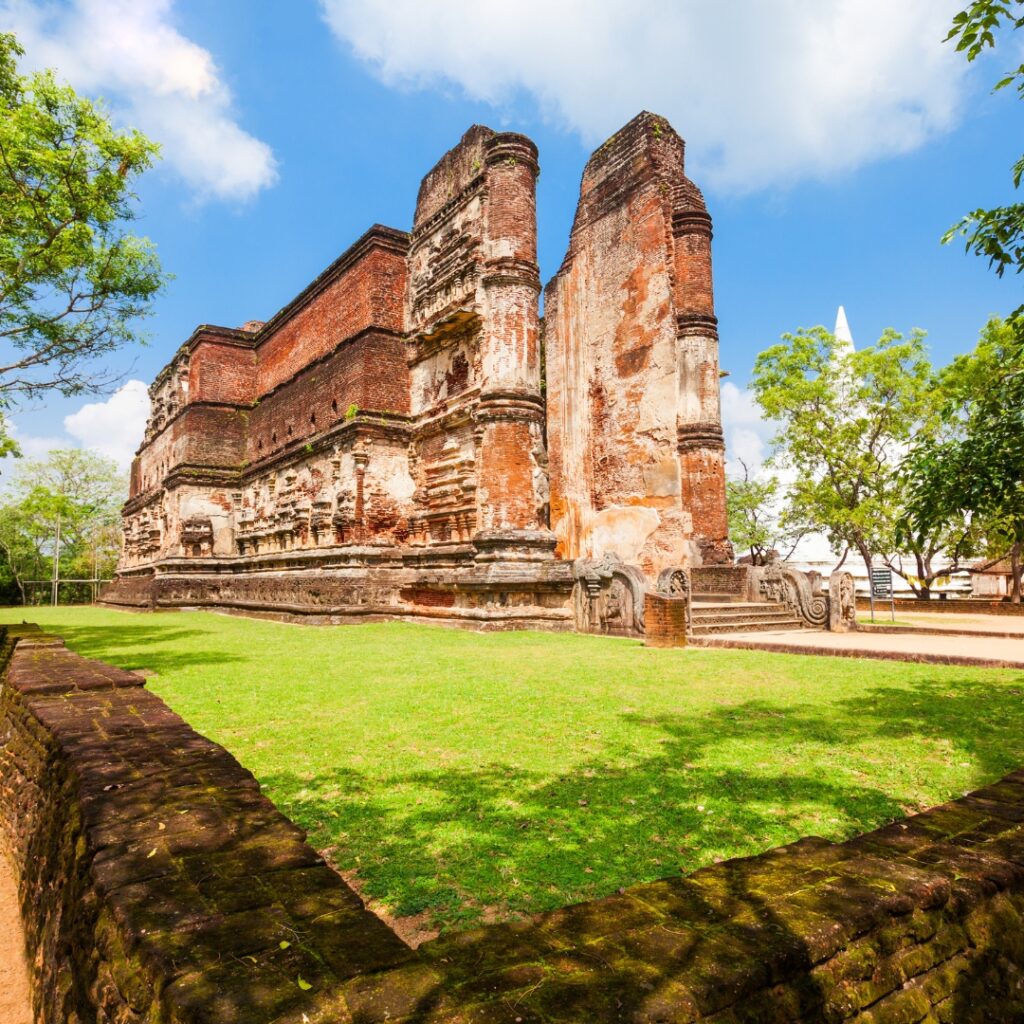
[
  {"x1": 261, "y1": 671, "x2": 1024, "y2": 937},
  {"x1": 261, "y1": 672, "x2": 1024, "y2": 1021},
  {"x1": 29, "y1": 621, "x2": 246, "y2": 675}
]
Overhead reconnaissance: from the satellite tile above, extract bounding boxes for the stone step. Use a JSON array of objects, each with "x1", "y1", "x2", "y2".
[
  {"x1": 691, "y1": 604, "x2": 791, "y2": 621},
  {"x1": 691, "y1": 618, "x2": 806, "y2": 635},
  {"x1": 691, "y1": 600, "x2": 765, "y2": 609}
]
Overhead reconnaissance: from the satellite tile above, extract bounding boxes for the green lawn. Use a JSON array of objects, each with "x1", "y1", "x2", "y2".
[{"x1": 5, "y1": 606, "x2": 1024, "y2": 934}]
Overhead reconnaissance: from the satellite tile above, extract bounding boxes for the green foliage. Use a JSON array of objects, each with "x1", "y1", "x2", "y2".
[
  {"x1": 11, "y1": 606, "x2": 1022, "y2": 934},
  {"x1": 725, "y1": 463, "x2": 805, "y2": 564},
  {"x1": 901, "y1": 317, "x2": 1024, "y2": 599},
  {"x1": 344, "y1": 403, "x2": 358, "y2": 421},
  {"x1": 0, "y1": 32, "x2": 166, "y2": 447},
  {"x1": 943, "y1": 2, "x2": 1024, "y2": 283},
  {"x1": 751, "y1": 325, "x2": 937, "y2": 577},
  {"x1": 0, "y1": 448, "x2": 125, "y2": 603}
]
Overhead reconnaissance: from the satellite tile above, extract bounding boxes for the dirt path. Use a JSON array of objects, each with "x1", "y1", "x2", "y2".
[{"x1": 0, "y1": 853, "x2": 33, "y2": 1024}]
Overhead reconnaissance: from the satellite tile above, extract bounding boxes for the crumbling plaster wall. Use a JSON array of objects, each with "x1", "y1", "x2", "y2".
[{"x1": 545, "y1": 111, "x2": 730, "y2": 578}]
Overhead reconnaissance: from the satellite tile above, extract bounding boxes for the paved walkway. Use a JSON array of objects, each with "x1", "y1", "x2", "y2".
[
  {"x1": 859, "y1": 611, "x2": 1024, "y2": 637},
  {"x1": 0, "y1": 854, "x2": 32, "y2": 1024},
  {"x1": 697, "y1": 627, "x2": 1024, "y2": 669}
]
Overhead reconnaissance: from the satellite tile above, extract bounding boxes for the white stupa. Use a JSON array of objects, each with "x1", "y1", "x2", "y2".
[{"x1": 834, "y1": 305, "x2": 854, "y2": 351}]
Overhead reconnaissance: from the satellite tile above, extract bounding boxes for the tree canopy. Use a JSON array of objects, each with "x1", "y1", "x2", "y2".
[
  {"x1": 725, "y1": 461, "x2": 805, "y2": 566},
  {"x1": 0, "y1": 32, "x2": 165, "y2": 452},
  {"x1": 750, "y1": 325, "x2": 941, "y2": 581},
  {"x1": 0, "y1": 448, "x2": 125, "y2": 604},
  {"x1": 901, "y1": 317, "x2": 1024, "y2": 600},
  {"x1": 942, "y1": 0, "x2": 1024, "y2": 285}
]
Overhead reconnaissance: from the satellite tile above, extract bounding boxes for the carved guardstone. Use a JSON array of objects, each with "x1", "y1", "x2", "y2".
[{"x1": 829, "y1": 572, "x2": 858, "y2": 632}]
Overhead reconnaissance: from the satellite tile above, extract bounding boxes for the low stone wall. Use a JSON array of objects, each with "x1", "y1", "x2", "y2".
[
  {"x1": 4, "y1": 629, "x2": 1024, "y2": 1022},
  {"x1": 101, "y1": 561, "x2": 578, "y2": 632},
  {"x1": 0, "y1": 626, "x2": 414, "y2": 1024},
  {"x1": 856, "y1": 595, "x2": 1024, "y2": 616}
]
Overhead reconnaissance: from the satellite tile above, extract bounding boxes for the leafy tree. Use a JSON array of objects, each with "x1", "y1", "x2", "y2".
[
  {"x1": 0, "y1": 33, "x2": 165, "y2": 454},
  {"x1": 751, "y1": 325, "x2": 938, "y2": 583},
  {"x1": 0, "y1": 502, "x2": 42, "y2": 603},
  {"x1": 943, "y1": 1, "x2": 1024, "y2": 285},
  {"x1": 899, "y1": 6, "x2": 1024, "y2": 602},
  {"x1": 726, "y1": 460, "x2": 806, "y2": 564},
  {"x1": 901, "y1": 317, "x2": 1024, "y2": 601},
  {"x1": 0, "y1": 448, "x2": 125, "y2": 603}
]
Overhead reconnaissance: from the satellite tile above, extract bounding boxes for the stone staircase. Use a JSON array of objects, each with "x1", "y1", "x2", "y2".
[{"x1": 689, "y1": 600, "x2": 805, "y2": 636}]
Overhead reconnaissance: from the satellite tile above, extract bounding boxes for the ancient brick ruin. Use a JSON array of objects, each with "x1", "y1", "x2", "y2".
[{"x1": 106, "y1": 113, "x2": 737, "y2": 631}]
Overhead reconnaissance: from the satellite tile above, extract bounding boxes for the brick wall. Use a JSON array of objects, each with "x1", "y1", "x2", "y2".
[
  {"x1": 5, "y1": 630, "x2": 1024, "y2": 1022},
  {"x1": 644, "y1": 592, "x2": 689, "y2": 647},
  {"x1": 247, "y1": 330, "x2": 409, "y2": 465},
  {"x1": 0, "y1": 628, "x2": 413, "y2": 1024},
  {"x1": 254, "y1": 231, "x2": 407, "y2": 398},
  {"x1": 189, "y1": 334, "x2": 256, "y2": 406}
]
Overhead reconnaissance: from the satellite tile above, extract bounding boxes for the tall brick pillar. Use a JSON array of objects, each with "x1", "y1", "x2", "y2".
[
  {"x1": 545, "y1": 112, "x2": 732, "y2": 577},
  {"x1": 673, "y1": 204, "x2": 730, "y2": 564},
  {"x1": 473, "y1": 132, "x2": 553, "y2": 561}
]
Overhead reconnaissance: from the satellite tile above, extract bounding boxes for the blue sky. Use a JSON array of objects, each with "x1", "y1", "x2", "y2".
[{"x1": 1, "y1": 0, "x2": 1021, "y2": 475}]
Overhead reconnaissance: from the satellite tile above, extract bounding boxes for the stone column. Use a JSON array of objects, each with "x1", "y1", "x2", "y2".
[
  {"x1": 473, "y1": 132, "x2": 554, "y2": 561},
  {"x1": 673, "y1": 206, "x2": 730, "y2": 564}
]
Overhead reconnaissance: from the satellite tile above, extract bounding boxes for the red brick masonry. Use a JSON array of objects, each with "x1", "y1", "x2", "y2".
[
  {"x1": 3, "y1": 629, "x2": 1024, "y2": 1021},
  {"x1": 645, "y1": 593, "x2": 689, "y2": 648},
  {"x1": 108, "y1": 113, "x2": 731, "y2": 633}
]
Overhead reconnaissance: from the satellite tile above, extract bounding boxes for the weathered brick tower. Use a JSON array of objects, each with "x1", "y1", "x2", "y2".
[
  {"x1": 546, "y1": 112, "x2": 730, "y2": 576},
  {"x1": 105, "y1": 112, "x2": 731, "y2": 632}
]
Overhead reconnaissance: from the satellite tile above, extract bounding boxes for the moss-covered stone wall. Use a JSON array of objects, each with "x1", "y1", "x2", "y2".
[
  {"x1": 0, "y1": 627, "x2": 413, "y2": 1024},
  {"x1": 3, "y1": 628, "x2": 1024, "y2": 1022}
]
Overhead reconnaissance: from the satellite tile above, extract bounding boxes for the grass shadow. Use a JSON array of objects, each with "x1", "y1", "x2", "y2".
[
  {"x1": 260, "y1": 671, "x2": 1024, "y2": 932},
  {"x1": 25, "y1": 620, "x2": 247, "y2": 676}
]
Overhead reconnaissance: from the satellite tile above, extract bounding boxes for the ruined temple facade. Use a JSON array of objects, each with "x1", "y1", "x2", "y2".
[{"x1": 106, "y1": 113, "x2": 731, "y2": 632}]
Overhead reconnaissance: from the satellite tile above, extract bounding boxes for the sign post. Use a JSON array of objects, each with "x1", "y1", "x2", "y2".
[{"x1": 869, "y1": 566, "x2": 895, "y2": 623}]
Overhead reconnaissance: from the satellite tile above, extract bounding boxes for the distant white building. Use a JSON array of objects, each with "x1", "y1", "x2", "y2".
[{"x1": 969, "y1": 558, "x2": 1016, "y2": 599}]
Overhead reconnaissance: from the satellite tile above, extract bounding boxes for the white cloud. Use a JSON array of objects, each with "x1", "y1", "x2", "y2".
[
  {"x1": 719, "y1": 381, "x2": 846, "y2": 568},
  {"x1": 1, "y1": 0, "x2": 277, "y2": 201},
  {"x1": 320, "y1": 0, "x2": 966, "y2": 192},
  {"x1": 721, "y1": 381, "x2": 775, "y2": 477},
  {"x1": 63, "y1": 380, "x2": 150, "y2": 472}
]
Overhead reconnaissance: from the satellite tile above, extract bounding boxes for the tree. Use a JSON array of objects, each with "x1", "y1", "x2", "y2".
[
  {"x1": 725, "y1": 460, "x2": 806, "y2": 565},
  {"x1": 0, "y1": 448, "x2": 125, "y2": 604},
  {"x1": 899, "y1": 6, "x2": 1024, "y2": 602},
  {"x1": 751, "y1": 325, "x2": 938, "y2": 583},
  {"x1": 901, "y1": 317, "x2": 1024, "y2": 601},
  {"x1": 0, "y1": 33, "x2": 165, "y2": 453},
  {"x1": 0, "y1": 502, "x2": 42, "y2": 603},
  {"x1": 943, "y1": 1, "x2": 1024, "y2": 287}
]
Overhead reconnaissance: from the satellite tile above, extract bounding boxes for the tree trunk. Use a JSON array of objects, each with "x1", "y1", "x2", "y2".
[
  {"x1": 1011, "y1": 541, "x2": 1022, "y2": 605},
  {"x1": 916, "y1": 551, "x2": 930, "y2": 600},
  {"x1": 856, "y1": 538, "x2": 874, "y2": 581}
]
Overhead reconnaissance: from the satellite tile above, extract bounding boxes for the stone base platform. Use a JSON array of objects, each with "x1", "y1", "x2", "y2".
[{"x1": 102, "y1": 553, "x2": 578, "y2": 632}]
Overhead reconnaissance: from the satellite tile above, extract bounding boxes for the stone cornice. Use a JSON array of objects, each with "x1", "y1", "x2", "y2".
[{"x1": 677, "y1": 422, "x2": 725, "y2": 453}]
